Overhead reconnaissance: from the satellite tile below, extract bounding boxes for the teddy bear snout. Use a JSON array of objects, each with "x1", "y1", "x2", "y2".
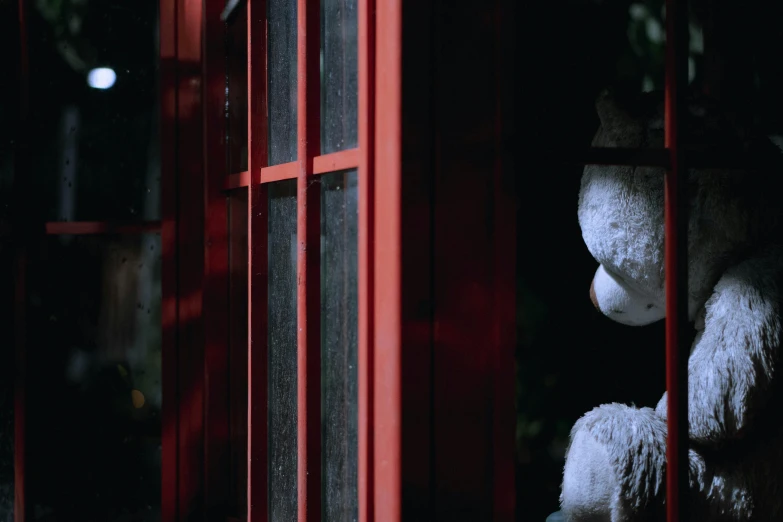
[{"x1": 589, "y1": 279, "x2": 599, "y2": 310}]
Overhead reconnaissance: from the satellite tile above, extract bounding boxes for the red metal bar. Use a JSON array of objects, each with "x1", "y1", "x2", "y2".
[
  {"x1": 561, "y1": 148, "x2": 670, "y2": 168},
  {"x1": 228, "y1": 149, "x2": 360, "y2": 189},
  {"x1": 176, "y1": 0, "x2": 207, "y2": 518},
  {"x1": 221, "y1": 145, "x2": 763, "y2": 193},
  {"x1": 260, "y1": 162, "x2": 297, "y2": 184},
  {"x1": 13, "y1": 248, "x2": 25, "y2": 522},
  {"x1": 43, "y1": 221, "x2": 162, "y2": 235},
  {"x1": 247, "y1": 0, "x2": 269, "y2": 519},
  {"x1": 492, "y1": 2, "x2": 515, "y2": 519},
  {"x1": 227, "y1": 171, "x2": 252, "y2": 190},
  {"x1": 374, "y1": 0, "x2": 402, "y2": 518},
  {"x1": 247, "y1": 184, "x2": 269, "y2": 522},
  {"x1": 13, "y1": 0, "x2": 29, "y2": 519},
  {"x1": 312, "y1": 148, "x2": 360, "y2": 174},
  {"x1": 552, "y1": 147, "x2": 761, "y2": 170},
  {"x1": 664, "y1": 0, "x2": 690, "y2": 521},
  {"x1": 296, "y1": 0, "x2": 322, "y2": 519},
  {"x1": 159, "y1": 0, "x2": 178, "y2": 517},
  {"x1": 227, "y1": 189, "x2": 249, "y2": 519},
  {"x1": 203, "y1": 0, "x2": 231, "y2": 516},
  {"x1": 357, "y1": 0, "x2": 376, "y2": 518}
]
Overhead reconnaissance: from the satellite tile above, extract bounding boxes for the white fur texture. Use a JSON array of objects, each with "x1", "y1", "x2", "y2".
[{"x1": 562, "y1": 91, "x2": 783, "y2": 521}]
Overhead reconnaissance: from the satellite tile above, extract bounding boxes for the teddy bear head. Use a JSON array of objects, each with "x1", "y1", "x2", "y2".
[{"x1": 578, "y1": 90, "x2": 782, "y2": 326}]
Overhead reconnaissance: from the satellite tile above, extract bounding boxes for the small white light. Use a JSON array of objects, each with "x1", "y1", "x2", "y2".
[{"x1": 87, "y1": 67, "x2": 117, "y2": 90}]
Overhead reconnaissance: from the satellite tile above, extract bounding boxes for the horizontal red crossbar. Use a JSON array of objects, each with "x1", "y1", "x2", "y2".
[
  {"x1": 548, "y1": 147, "x2": 766, "y2": 169},
  {"x1": 44, "y1": 221, "x2": 162, "y2": 235},
  {"x1": 225, "y1": 145, "x2": 761, "y2": 191},
  {"x1": 1, "y1": 221, "x2": 163, "y2": 236},
  {"x1": 225, "y1": 170, "x2": 252, "y2": 190},
  {"x1": 225, "y1": 147, "x2": 359, "y2": 189}
]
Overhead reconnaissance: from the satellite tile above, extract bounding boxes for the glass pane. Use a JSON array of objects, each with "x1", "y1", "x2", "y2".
[
  {"x1": 26, "y1": 234, "x2": 162, "y2": 521},
  {"x1": 320, "y1": 0, "x2": 358, "y2": 154},
  {"x1": 28, "y1": 0, "x2": 160, "y2": 221},
  {"x1": 267, "y1": 0, "x2": 298, "y2": 165},
  {"x1": 320, "y1": 170, "x2": 358, "y2": 521},
  {"x1": 226, "y1": 9, "x2": 249, "y2": 174},
  {"x1": 267, "y1": 180, "x2": 298, "y2": 520},
  {"x1": 228, "y1": 189, "x2": 249, "y2": 518}
]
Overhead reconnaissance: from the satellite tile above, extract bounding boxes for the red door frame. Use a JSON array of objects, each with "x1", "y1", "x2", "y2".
[
  {"x1": 160, "y1": 0, "x2": 207, "y2": 520},
  {"x1": 161, "y1": 0, "x2": 519, "y2": 521}
]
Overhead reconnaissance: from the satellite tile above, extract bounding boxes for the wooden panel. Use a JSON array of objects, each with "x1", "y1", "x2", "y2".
[
  {"x1": 429, "y1": 2, "x2": 512, "y2": 520},
  {"x1": 394, "y1": 1, "x2": 516, "y2": 520}
]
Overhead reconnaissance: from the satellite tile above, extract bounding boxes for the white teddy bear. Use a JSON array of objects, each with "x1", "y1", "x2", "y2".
[{"x1": 556, "y1": 90, "x2": 783, "y2": 521}]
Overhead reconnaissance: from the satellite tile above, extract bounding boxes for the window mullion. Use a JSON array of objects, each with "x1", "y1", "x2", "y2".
[
  {"x1": 296, "y1": 0, "x2": 322, "y2": 521},
  {"x1": 663, "y1": 0, "x2": 690, "y2": 521},
  {"x1": 247, "y1": 0, "x2": 270, "y2": 521},
  {"x1": 357, "y1": 0, "x2": 375, "y2": 519}
]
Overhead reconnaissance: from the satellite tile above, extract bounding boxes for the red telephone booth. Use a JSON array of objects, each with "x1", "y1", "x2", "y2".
[{"x1": 8, "y1": 0, "x2": 778, "y2": 520}]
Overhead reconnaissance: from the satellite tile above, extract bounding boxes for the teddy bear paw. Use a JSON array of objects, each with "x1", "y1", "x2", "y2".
[{"x1": 560, "y1": 428, "x2": 617, "y2": 521}]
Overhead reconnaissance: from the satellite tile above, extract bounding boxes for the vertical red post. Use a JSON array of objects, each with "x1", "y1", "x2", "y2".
[
  {"x1": 175, "y1": 0, "x2": 207, "y2": 519},
  {"x1": 296, "y1": 0, "x2": 322, "y2": 520},
  {"x1": 491, "y1": 2, "x2": 516, "y2": 519},
  {"x1": 358, "y1": 0, "x2": 376, "y2": 519},
  {"x1": 374, "y1": 0, "x2": 402, "y2": 519},
  {"x1": 203, "y1": 0, "x2": 230, "y2": 516},
  {"x1": 664, "y1": 0, "x2": 689, "y2": 521},
  {"x1": 13, "y1": 0, "x2": 30, "y2": 519},
  {"x1": 247, "y1": 0, "x2": 270, "y2": 520},
  {"x1": 159, "y1": 0, "x2": 179, "y2": 517}
]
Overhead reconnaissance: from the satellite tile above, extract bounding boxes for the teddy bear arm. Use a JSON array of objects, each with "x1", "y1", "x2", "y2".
[{"x1": 659, "y1": 249, "x2": 783, "y2": 447}]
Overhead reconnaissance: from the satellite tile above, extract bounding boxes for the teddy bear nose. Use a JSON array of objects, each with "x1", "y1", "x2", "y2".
[{"x1": 590, "y1": 279, "x2": 599, "y2": 310}]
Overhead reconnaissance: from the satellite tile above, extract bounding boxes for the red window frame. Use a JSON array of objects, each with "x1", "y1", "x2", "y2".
[{"x1": 197, "y1": 0, "x2": 385, "y2": 520}]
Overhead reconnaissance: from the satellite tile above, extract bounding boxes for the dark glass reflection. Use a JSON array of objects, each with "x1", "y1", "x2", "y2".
[
  {"x1": 26, "y1": 234, "x2": 162, "y2": 522},
  {"x1": 320, "y1": 0, "x2": 358, "y2": 154},
  {"x1": 268, "y1": 0, "x2": 298, "y2": 165},
  {"x1": 27, "y1": 0, "x2": 160, "y2": 221},
  {"x1": 268, "y1": 180, "x2": 298, "y2": 521},
  {"x1": 228, "y1": 189, "x2": 249, "y2": 519},
  {"x1": 320, "y1": 170, "x2": 359, "y2": 521},
  {"x1": 226, "y1": 9, "x2": 249, "y2": 174}
]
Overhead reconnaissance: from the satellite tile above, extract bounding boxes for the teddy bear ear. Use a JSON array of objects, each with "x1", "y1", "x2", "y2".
[
  {"x1": 594, "y1": 89, "x2": 635, "y2": 132},
  {"x1": 686, "y1": 94, "x2": 753, "y2": 145}
]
